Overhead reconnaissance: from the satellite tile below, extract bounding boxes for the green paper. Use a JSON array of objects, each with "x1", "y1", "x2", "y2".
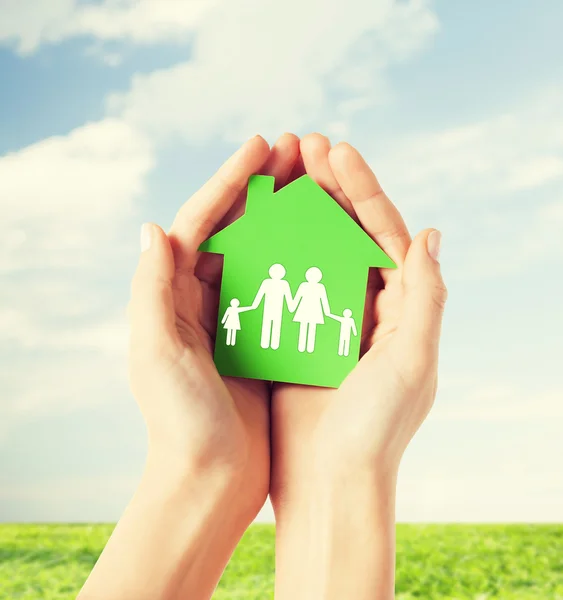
[{"x1": 198, "y1": 174, "x2": 396, "y2": 388}]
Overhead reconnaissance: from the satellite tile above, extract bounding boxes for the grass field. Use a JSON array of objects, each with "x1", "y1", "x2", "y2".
[{"x1": 1, "y1": 524, "x2": 562, "y2": 599}]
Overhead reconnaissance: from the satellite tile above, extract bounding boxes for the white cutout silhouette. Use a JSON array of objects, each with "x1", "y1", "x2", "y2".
[
  {"x1": 290, "y1": 267, "x2": 331, "y2": 354},
  {"x1": 224, "y1": 265, "x2": 357, "y2": 356},
  {"x1": 329, "y1": 309, "x2": 358, "y2": 357},
  {"x1": 221, "y1": 299, "x2": 252, "y2": 346},
  {"x1": 249, "y1": 264, "x2": 294, "y2": 350}
]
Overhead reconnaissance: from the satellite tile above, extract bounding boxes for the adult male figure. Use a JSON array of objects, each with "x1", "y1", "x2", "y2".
[{"x1": 249, "y1": 264, "x2": 293, "y2": 349}]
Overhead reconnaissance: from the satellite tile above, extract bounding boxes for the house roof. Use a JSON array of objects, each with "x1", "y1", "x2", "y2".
[{"x1": 198, "y1": 174, "x2": 396, "y2": 269}]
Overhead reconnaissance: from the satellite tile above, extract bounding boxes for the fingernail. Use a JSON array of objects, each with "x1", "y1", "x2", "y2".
[
  {"x1": 427, "y1": 230, "x2": 442, "y2": 262},
  {"x1": 140, "y1": 223, "x2": 152, "y2": 252},
  {"x1": 252, "y1": 134, "x2": 268, "y2": 145}
]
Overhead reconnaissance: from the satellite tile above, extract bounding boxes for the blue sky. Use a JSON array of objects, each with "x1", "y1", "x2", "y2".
[{"x1": 1, "y1": 0, "x2": 562, "y2": 522}]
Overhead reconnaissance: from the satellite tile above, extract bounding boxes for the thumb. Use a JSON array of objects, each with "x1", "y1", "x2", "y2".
[
  {"x1": 129, "y1": 223, "x2": 179, "y2": 358},
  {"x1": 395, "y1": 229, "x2": 447, "y2": 369}
]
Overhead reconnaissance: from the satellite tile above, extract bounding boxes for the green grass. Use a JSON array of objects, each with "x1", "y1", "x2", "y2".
[{"x1": 1, "y1": 524, "x2": 562, "y2": 599}]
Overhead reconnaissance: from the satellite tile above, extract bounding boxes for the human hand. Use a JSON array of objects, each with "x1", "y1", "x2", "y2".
[
  {"x1": 326, "y1": 313, "x2": 342, "y2": 322},
  {"x1": 80, "y1": 135, "x2": 302, "y2": 600},
  {"x1": 270, "y1": 135, "x2": 447, "y2": 599},
  {"x1": 237, "y1": 306, "x2": 254, "y2": 313},
  {"x1": 129, "y1": 134, "x2": 300, "y2": 521},
  {"x1": 271, "y1": 133, "x2": 446, "y2": 485}
]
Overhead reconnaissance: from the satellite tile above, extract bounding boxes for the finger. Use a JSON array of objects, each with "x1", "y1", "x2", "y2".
[
  {"x1": 328, "y1": 142, "x2": 411, "y2": 276},
  {"x1": 392, "y1": 229, "x2": 447, "y2": 374},
  {"x1": 169, "y1": 135, "x2": 270, "y2": 271},
  {"x1": 265, "y1": 132, "x2": 301, "y2": 188},
  {"x1": 287, "y1": 153, "x2": 306, "y2": 182},
  {"x1": 300, "y1": 133, "x2": 354, "y2": 216},
  {"x1": 220, "y1": 133, "x2": 300, "y2": 227},
  {"x1": 129, "y1": 223, "x2": 180, "y2": 358},
  {"x1": 195, "y1": 133, "x2": 301, "y2": 286}
]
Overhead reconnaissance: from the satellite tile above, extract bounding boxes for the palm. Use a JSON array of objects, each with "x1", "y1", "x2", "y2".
[
  {"x1": 271, "y1": 262, "x2": 407, "y2": 465},
  {"x1": 178, "y1": 253, "x2": 270, "y2": 462}
]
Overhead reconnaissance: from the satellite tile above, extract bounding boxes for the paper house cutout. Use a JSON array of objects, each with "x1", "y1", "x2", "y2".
[{"x1": 199, "y1": 174, "x2": 396, "y2": 388}]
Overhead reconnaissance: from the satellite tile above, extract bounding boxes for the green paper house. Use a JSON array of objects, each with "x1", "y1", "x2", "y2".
[{"x1": 199, "y1": 174, "x2": 396, "y2": 388}]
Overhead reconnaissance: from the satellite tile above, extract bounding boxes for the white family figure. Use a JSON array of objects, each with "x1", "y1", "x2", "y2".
[
  {"x1": 221, "y1": 299, "x2": 252, "y2": 346},
  {"x1": 221, "y1": 264, "x2": 356, "y2": 355},
  {"x1": 329, "y1": 309, "x2": 358, "y2": 357},
  {"x1": 248, "y1": 263, "x2": 293, "y2": 349},
  {"x1": 290, "y1": 267, "x2": 331, "y2": 354}
]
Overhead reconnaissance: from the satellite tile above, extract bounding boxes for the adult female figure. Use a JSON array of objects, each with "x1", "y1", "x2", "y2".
[{"x1": 290, "y1": 266, "x2": 331, "y2": 353}]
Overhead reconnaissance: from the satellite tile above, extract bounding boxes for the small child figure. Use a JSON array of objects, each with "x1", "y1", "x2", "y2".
[
  {"x1": 330, "y1": 309, "x2": 358, "y2": 357},
  {"x1": 221, "y1": 299, "x2": 251, "y2": 346}
]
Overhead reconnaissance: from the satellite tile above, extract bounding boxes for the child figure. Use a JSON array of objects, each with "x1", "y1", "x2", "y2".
[
  {"x1": 330, "y1": 309, "x2": 358, "y2": 357},
  {"x1": 221, "y1": 299, "x2": 251, "y2": 346}
]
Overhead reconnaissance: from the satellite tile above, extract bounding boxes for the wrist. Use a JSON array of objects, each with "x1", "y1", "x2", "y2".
[
  {"x1": 144, "y1": 441, "x2": 266, "y2": 528},
  {"x1": 80, "y1": 445, "x2": 254, "y2": 600},
  {"x1": 143, "y1": 446, "x2": 248, "y2": 509},
  {"x1": 271, "y1": 448, "x2": 398, "y2": 515},
  {"x1": 273, "y1": 464, "x2": 397, "y2": 600},
  {"x1": 273, "y1": 463, "x2": 397, "y2": 522}
]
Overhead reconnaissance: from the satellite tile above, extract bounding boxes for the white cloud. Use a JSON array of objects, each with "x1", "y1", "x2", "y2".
[
  {"x1": 0, "y1": 118, "x2": 153, "y2": 272},
  {"x1": 107, "y1": 0, "x2": 438, "y2": 142},
  {"x1": 0, "y1": 310, "x2": 130, "y2": 449},
  {"x1": 0, "y1": 0, "x2": 438, "y2": 77},
  {"x1": 9, "y1": 349, "x2": 126, "y2": 416},
  {"x1": 0, "y1": 118, "x2": 152, "y2": 221},
  {"x1": 0, "y1": 474, "x2": 141, "y2": 521},
  {"x1": 0, "y1": 305, "x2": 127, "y2": 359},
  {"x1": 0, "y1": 0, "x2": 215, "y2": 54},
  {"x1": 432, "y1": 381, "x2": 563, "y2": 422},
  {"x1": 371, "y1": 88, "x2": 563, "y2": 276},
  {"x1": 0, "y1": 289, "x2": 128, "y2": 437},
  {"x1": 393, "y1": 385, "x2": 563, "y2": 522},
  {"x1": 376, "y1": 87, "x2": 563, "y2": 211},
  {"x1": 504, "y1": 155, "x2": 563, "y2": 191},
  {"x1": 0, "y1": 0, "x2": 71, "y2": 54},
  {"x1": 0, "y1": 117, "x2": 150, "y2": 437},
  {"x1": 0, "y1": 308, "x2": 39, "y2": 347},
  {"x1": 84, "y1": 43, "x2": 125, "y2": 67},
  {"x1": 396, "y1": 471, "x2": 563, "y2": 522},
  {"x1": 55, "y1": 315, "x2": 128, "y2": 359},
  {"x1": 444, "y1": 192, "x2": 563, "y2": 279},
  {"x1": 1, "y1": 0, "x2": 438, "y2": 141}
]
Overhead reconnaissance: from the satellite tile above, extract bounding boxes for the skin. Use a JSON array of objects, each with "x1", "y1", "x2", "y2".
[
  {"x1": 79, "y1": 133, "x2": 446, "y2": 600},
  {"x1": 270, "y1": 134, "x2": 447, "y2": 599},
  {"x1": 79, "y1": 135, "x2": 299, "y2": 600}
]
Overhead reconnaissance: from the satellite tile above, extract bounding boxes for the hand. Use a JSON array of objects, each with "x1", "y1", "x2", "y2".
[
  {"x1": 129, "y1": 134, "x2": 300, "y2": 520},
  {"x1": 271, "y1": 133, "x2": 446, "y2": 483},
  {"x1": 237, "y1": 306, "x2": 254, "y2": 313},
  {"x1": 270, "y1": 135, "x2": 447, "y2": 599},
  {"x1": 80, "y1": 135, "x2": 302, "y2": 600}
]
